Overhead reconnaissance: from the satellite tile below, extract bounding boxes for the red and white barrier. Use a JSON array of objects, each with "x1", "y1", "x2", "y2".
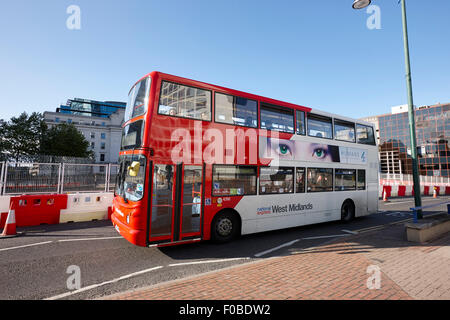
[
  {"x1": 59, "y1": 193, "x2": 113, "y2": 223},
  {"x1": 380, "y1": 184, "x2": 450, "y2": 198},
  {"x1": 0, "y1": 196, "x2": 11, "y2": 229},
  {"x1": 1, "y1": 206, "x2": 17, "y2": 237},
  {"x1": 11, "y1": 194, "x2": 68, "y2": 227},
  {"x1": 0, "y1": 192, "x2": 114, "y2": 229}
]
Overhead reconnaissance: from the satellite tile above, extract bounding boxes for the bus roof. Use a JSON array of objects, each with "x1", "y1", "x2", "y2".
[{"x1": 133, "y1": 71, "x2": 374, "y2": 128}]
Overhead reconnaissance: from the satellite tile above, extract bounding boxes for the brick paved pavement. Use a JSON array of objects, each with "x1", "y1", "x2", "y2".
[{"x1": 106, "y1": 225, "x2": 450, "y2": 300}]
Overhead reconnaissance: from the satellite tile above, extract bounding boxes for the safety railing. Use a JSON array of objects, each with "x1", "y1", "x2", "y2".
[
  {"x1": 0, "y1": 162, "x2": 118, "y2": 195},
  {"x1": 381, "y1": 173, "x2": 450, "y2": 185},
  {"x1": 411, "y1": 200, "x2": 450, "y2": 223}
]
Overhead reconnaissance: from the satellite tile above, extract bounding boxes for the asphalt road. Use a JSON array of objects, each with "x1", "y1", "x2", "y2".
[{"x1": 0, "y1": 196, "x2": 448, "y2": 300}]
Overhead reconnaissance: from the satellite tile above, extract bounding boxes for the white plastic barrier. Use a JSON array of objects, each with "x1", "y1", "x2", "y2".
[
  {"x1": 0, "y1": 195, "x2": 11, "y2": 227},
  {"x1": 380, "y1": 184, "x2": 450, "y2": 198},
  {"x1": 406, "y1": 185, "x2": 413, "y2": 196},
  {"x1": 390, "y1": 186, "x2": 399, "y2": 198},
  {"x1": 0, "y1": 196, "x2": 11, "y2": 213},
  {"x1": 59, "y1": 192, "x2": 113, "y2": 223}
]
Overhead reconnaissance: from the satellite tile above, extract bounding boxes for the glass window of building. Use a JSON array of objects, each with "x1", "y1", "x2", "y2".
[
  {"x1": 307, "y1": 114, "x2": 333, "y2": 139},
  {"x1": 90, "y1": 132, "x2": 95, "y2": 139},
  {"x1": 101, "y1": 133, "x2": 106, "y2": 139},
  {"x1": 307, "y1": 168, "x2": 333, "y2": 192},
  {"x1": 212, "y1": 165, "x2": 257, "y2": 196},
  {"x1": 158, "y1": 81, "x2": 211, "y2": 121},
  {"x1": 334, "y1": 120, "x2": 355, "y2": 142},
  {"x1": 260, "y1": 103, "x2": 294, "y2": 133},
  {"x1": 101, "y1": 142, "x2": 106, "y2": 150},
  {"x1": 335, "y1": 169, "x2": 356, "y2": 191},
  {"x1": 259, "y1": 167, "x2": 294, "y2": 194},
  {"x1": 215, "y1": 92, "x2": 257, "y2": 128},
  {"x1": 100, "y1": 154, "x2": 105, "y2": 162}
]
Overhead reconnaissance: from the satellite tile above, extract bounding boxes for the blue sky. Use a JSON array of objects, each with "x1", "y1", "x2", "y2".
[{"x1": 0, "y1": 0, "x2": 449, "y2": 121}]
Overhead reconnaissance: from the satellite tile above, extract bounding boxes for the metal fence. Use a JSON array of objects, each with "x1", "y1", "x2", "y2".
[
  {"x1": 0, "y1": 162, "x2": 118, "y2": 195},
  {"x1": 380, "y1": 173, "x2": 450, "y2": 185}
]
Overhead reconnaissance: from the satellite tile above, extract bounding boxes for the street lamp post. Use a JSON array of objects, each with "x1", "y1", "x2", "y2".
[{"x1": 353, "y1": 0, "x2": 422, "y2": 218}]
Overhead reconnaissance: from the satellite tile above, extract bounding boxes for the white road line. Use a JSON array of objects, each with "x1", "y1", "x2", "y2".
[
  {"x1": 383, "y1": 197, "x2": 449, "y2": 206},
  {"x1": 168, "y1": 257, "x2": 250, "y2": 267},
  {"x1": 0, "y1": 241, "x2": 53, "y2": 252},
  {"x1": 44, "y1": 266, "x2": 163, "y2": 300},
  {"x1": 254, "y1": 239, "x2": 300, "y2": 258},
  {"x1": 385, "y1": 212, "x2": 402, "y2": 216},
  {"x1": 58, "y1": 236, "x2": 123, "y2": 243},
  {"x1": 301, "y1": 234, "x2": 350, "y2": 240},
  {"x1": 341, "y1": 229, "x2": 359, "y2": 235}
]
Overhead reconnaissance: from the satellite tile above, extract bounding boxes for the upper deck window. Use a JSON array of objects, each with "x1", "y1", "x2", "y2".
[
  {"x1": 215, "y1": 92, "x2": 257, "y2": 128},
  {"x1": 296, "y1": 110, "x2": 306, "y2": 135},
  {"x1": 334, "y1": 119, "x2": 355, "y2": 142},
  {"x1": 125, "y1": 76, "x2": 151, "y2": 123},
  {"x1": 260, "y1": 103, "x2": 294, "y2": 133},
  {"x1": 356, "y1": 124, "x2": 376, "y2": 145},
  {"x1": 121, "y1": 120, "x2": 144, "y2": 150},
  {"x1": 307, "y1": 114, "x2": 332, "y2": 139},
  {"x1": 158, "y1": 81, "x2": 211, "y2": 121}
]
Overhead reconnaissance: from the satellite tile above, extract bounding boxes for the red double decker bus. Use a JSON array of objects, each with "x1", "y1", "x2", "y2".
[{"x1": 112, "y1": 71, "x2": 378, "y2": 247}]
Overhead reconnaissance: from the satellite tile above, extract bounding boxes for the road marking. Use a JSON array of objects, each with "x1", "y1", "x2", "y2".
[
  {"x1": 301, "y1": 234, "x2": 350, "y2": 240},
  {"x1": 57, "y1": 236, "x2": 123, "y2": 243},
  {"x1": 383, "y1": 197, "x2": 450, "y2": 206},
  {"x1": 341, "y1": 229, "x2": 359, "y2": 235},
  {"x1": 254, "y1": 239, "x2": 300, "y2": 258},
  {"x1": 44, "y1": 266, "x2": 164, "y2": 300},
  {"x1": 0, "y1": 241, "x2": 53, "y2": 252},
  {"x1": 168, "y1": 257, "x2": 250, "y2": 267}
]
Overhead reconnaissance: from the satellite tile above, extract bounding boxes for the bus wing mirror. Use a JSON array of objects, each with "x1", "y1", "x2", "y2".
[{"x1": 128, "y1": 161, "x2": 140, "y2": 177}]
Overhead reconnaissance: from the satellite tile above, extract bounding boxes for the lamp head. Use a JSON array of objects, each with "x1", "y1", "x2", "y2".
[{"x1": 352, "y1": 0, "x2": 371, "y2": 9}]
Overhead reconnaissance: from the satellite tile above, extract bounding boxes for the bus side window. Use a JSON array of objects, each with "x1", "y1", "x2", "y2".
[{"x1": 357, "y1": 170, "x2": 366, "y2": 190}]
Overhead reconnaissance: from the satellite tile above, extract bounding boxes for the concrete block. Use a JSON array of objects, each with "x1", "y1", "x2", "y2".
[{"x1": 405, "y1": 214, "x2": 450, "y2": 243}]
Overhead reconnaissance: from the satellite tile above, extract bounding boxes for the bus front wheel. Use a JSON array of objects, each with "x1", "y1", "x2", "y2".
[
  {"x1": 341, "y1": 200, "x2": 355, "y2": 222},
  {"x1": 211, "y1": 210, "x2": 240, "y2": 243}
]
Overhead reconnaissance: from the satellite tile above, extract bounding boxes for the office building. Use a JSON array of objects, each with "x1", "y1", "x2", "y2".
[
  {"x1": 44, "y1": 98, "x2": 126, "y2": 164},
  {"x1": 361, "y1": 103, "x2": 450, "y2": 177}
]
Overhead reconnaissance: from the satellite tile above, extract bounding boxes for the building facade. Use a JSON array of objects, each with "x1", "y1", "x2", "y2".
[
  {"x1": 44, "y1": 98, "x2": 125, "y2": 164},
  {"x1": 362, "y1": 103, "x2": 450, "y2": 177},
  {"x1": 58, "y1": 98, "x2": 126, "y2": 118}
]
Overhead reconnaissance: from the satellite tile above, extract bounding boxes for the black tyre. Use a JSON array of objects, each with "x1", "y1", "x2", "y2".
[
  {"x1": 211, "y1": 210, "x2": 240, "y2": 243},
  {"x1": 341, "y1": 200, "x2": 355, "y2": 222}
]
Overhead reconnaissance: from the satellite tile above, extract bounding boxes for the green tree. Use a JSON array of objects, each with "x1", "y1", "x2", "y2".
[
  {"x1": 40, "y1": 123, "x2": 94, "y2": 158},
  {"x1": 2, "y1": 112, "x2": 47, "y2": 162},
  {"x1": 0, "y1": 119, "x2": 8, "y2": 161}
]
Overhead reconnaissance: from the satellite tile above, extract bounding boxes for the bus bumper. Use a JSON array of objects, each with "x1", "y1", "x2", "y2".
[{"x1": 111, "y1": 213, "x2": 146, "y2": 247}]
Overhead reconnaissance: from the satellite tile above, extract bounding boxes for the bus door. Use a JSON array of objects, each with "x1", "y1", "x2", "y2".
[{"x1": 148, "y1": 163, "x2": 203, "y2": 244}]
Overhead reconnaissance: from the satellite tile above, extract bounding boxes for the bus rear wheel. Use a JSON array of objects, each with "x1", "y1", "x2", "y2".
[
  {"x1": 341, "y1": 200, "x2": 355, "y2": 222},
  {"x1": 211, "y1": 210, "x2": 239, "y2": 243}
]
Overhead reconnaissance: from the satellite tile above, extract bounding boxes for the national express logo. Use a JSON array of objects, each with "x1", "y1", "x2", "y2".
[{"x1": 257, "y1": 203, "x2": 313, "y2": 215}]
